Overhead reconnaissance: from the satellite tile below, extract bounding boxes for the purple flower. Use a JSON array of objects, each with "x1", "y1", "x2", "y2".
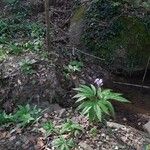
[{"x1": 94, "y1": 78, "x2": 103, "y2": 87}]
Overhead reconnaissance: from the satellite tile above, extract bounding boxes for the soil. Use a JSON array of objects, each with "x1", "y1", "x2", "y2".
[{"x1": 0, "y1": 107, "x2": 149, "y2": 150}]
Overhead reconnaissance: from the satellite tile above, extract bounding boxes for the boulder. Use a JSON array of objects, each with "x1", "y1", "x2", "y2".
[{"x1": 70, "y1": 0, "x2": 150, "y2": 73}]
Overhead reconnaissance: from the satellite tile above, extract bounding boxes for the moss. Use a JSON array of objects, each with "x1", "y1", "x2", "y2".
[
  {"x1": 71, "y1": 5, "x2": 86, "y2": 23},
  {"x1": 83, "y1": 0, "x2": 150, "y2": 72},
  {"x1": 106, "y1": 17, "x2": 150, "y2": 71},
  {"x1": 110, "y1": 16, "x2": 150, "y2": 70}
]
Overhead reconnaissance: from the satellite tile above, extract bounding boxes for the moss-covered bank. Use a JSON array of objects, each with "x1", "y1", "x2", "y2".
[{"x1": 81, "y1": 0, "x2": 150, "y2": 72}]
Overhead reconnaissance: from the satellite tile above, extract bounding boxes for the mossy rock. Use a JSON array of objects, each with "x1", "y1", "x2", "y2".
[
  {"x1": 106, "y1": 16, "x2": 150, "y2": 71},
  {"x1": 82, "y1": 0, "x2": 150, "y2": 72}
]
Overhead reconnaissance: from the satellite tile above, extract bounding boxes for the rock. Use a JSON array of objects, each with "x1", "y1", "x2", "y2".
[
  {"x1": 58, "y1": 108, "x2": 66, "y2": 118},
  {"x1": 72, "y1": 0, "x2": 150, "y2": 72},
  {"x1": 107, "y1": 121, "x2": 126, "y2": 129},
  {"x1": 143, "y1": 121, "x2": 150, "y2": 135},
  {"x1": 78, "y1": 141, "x2": 94, "y2": 150},
  {"x1": 123, "y1": 118, "x2": 127, "y2": 121},
  {"x1": 43, "y1": 103, "x2": 64, "y2": 114},
  {"x1": 9, "y1": 136, "x2": 16, "y2": 141}
]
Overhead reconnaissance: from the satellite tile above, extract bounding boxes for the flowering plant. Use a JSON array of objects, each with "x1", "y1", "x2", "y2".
[{"x1": 73, "y1": 79, "x2": 129, "y2": 122}]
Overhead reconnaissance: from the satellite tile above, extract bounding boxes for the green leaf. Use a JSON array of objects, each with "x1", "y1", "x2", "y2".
[
  {"x1": 80, "y1": 85, "x2": 95, "y2": 96},
  {"x1": 77, "y1": 101, "x2": 92, "y2": 110},
  {"x1": 104, "y1": 101, "x2": 115, "y2": 117},
  {"x1": 90, "y1": 84, "x2": 97, "y2": 96},
  {"x1": 98, "y1": 101, "x2": 110, "y2": 115},
  {"x1": 74, "y1": 94, "x2": 86, "y2": 103},
  {"x1": 97, "y1": 87, "x2": 102, "y2": 98},
  {"x1": 101, "y1": 90, "x2": 130, "y2": 103},
  {"x1": 88, "y1": 107, "x2": 95, "y2": 122},
  {"x1": 81, "y1": 106, "x2": 92, "y2": 115},
  {"x1": 73, "y1": 89, "x2": 93, "y2": 98},
  {"x1": 94, "y1": 104, "x2": 102, "y2": 122}
]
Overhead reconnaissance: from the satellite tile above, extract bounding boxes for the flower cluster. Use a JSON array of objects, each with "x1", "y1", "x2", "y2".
[{"x1": 94, "y1": 78, "x2": 103, "y2": 87}]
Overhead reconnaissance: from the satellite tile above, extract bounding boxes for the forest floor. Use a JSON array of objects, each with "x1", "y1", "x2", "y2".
[
  {"x1": 0, "y1": 0, "x2": 150, "y2": 150},
  {"x1": 0, "y1": 105, "x2": 150, "y2": 150}
]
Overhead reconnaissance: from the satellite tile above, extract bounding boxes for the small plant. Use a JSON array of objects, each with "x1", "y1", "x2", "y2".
[
  {"x1": 60, "y1": 119, "x2": 83, "y2": 136},
  {"x1": 90, "y1": 127, "x2": 98, "y2": 137},
  {"x1": 43, "y1": 121, "x2": 56, "y2": 136},
  {"x1": 0, "y1": 111, "x2": 14, "y2": 126},
  {"x1": 9, "y1": 43, "x2": 24, "y2": 55},
  {"x1": 23, "y1": 38, "x2": 43, "y2": 52},
  {"x1": 20, "y1": 59, "x2": 35, "y2": 75},
  {"x1": 0, "y1": 47, "x2": 7, "y2": 61},
  {"x1": 67, "y1": 60, "x2": 83, "y2": 72},
  {"x1": 14, "y1": 104, "x2": 41, "y2": 127},
  {"x1": 64, "y1": 60, "x2": 83, "y2": 77},
  {"x1": 29, "y1": 23, "x2": 45, "y2": 39},
  {"x1": 73, "y1": 78, "x2": 129, "y2": 122},
  {"x1": 52, "y1": 136, "x2": 75, "y2": 150},
  {"x1": 0, "y1": 104, "x2": 41, "y2": 127},
  {"x1": 0, "y1": 34, "x2": 9, "y2": 44}
]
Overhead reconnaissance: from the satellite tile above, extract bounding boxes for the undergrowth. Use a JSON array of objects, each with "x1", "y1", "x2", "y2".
[
  {"x1": 0, "y1": 3, "x2": 45, "y2": 61},
  {"x1": 0, "y1": 104, "x2": 41, "y2": 127}
]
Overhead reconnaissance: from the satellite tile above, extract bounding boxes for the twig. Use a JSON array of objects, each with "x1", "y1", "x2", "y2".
[
  {"x1": 113, "y1": 81, "x2": 150, "y2": 89},
  {"x1": 74, "y1": 48, "x2": 105, "y2": 61},
  {"x1": 51, "y1": 8, "x2": 72, "y2": 13},
  {"x1": 50, "y1": 24, "x2": 105, "y2": 61},
  {"x1": 45, "y1": 0, "x2": 51, "y2": 52},
  {"x1": 141, "y1": 56, "x2": 150, "y2": 87},
  {"x1": 49, "y1": 20, "x2": 69, "y2": 35}
]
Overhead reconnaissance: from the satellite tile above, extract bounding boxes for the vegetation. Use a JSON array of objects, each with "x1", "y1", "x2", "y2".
[
  {"x1": 0, "y1": 9, "x2": 45, "y2": 62},
  {"x1": 20, "y1": 59, "x2": 35, "y2": 75},
  {"x1": 63, "y1": 60, "x2": 83, "y2": 78},
  {"x1": 74, "y1": 79, "x2": 129, "y2": 122},
  {"x1": 52, "y1": 136, "x2": 75, "y2": 150},
  {"x1": 0, "y1": 104, "x2": 41, "y2": 127},
  {"x1": 0, "y1": 0, "x2": 149, "y2": 149},
  {"x1": 43, "y1": 121, "x2": 57, "y2": 136},
  {"x1": 60, "y1": 119, "x2": 83, "y2": 136}
]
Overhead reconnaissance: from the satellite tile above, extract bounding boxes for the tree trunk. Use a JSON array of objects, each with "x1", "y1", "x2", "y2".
[{"x1": 45, "y1": 0, "x2": 51, "y2": 52}]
